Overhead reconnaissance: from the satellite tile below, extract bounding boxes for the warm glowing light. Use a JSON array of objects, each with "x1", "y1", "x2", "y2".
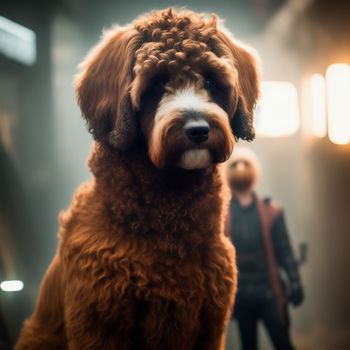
[
  {"x1": 0, "y1": 280, "x2": 24, "y2": 292},
  {"x1": 310, "y1": 74, "x2": 327, "y2": 137},
  {"x1": 254, "y1": 82, "x2": 300, "y2": 137},
  {"x1": 326, "y1": 64, "x2": 350, "y2": 145}
]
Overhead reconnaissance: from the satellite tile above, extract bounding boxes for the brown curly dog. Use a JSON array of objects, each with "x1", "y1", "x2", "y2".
[{"x1": 15, "y1": 8, "x2": 259, "y2": 350}]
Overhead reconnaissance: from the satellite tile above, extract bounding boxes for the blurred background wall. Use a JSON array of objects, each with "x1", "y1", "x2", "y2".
[{"x1": 0, "y1": 0, "x2": 349, "y2": 349}]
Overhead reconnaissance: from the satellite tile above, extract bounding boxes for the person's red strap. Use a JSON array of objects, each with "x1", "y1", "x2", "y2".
[{"x1": 256, "y1": 197, "x2": 286, "y2": 324}]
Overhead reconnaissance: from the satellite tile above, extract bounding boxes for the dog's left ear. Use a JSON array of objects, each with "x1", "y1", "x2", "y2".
[
  {"x1": 216, "y1": 30, "x2": 260, "y2": 141},
  {"x1": 75, "y1": 26, "x2": 142, "y2": 150}
]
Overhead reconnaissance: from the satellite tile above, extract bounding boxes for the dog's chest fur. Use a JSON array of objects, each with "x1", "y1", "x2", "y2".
[{"x1": 59, "y1": 144, "x2": 236, "y2": 348}]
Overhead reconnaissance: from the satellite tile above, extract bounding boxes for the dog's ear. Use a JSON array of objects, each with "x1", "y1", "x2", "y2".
[
  {"x1": 75, "y1": 26, "x2": 142, "y2": 150},
  {"x1": 216, "y1": 30, "x2": 260, "y2": 141},
  {"x1": 231, "y1": 97, "x2": 255, "y2": 141}
]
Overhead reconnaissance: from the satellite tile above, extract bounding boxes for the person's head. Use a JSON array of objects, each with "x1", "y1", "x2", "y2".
[{"x1": 225, "y1": 147, "x2": 261, "y2": 193}]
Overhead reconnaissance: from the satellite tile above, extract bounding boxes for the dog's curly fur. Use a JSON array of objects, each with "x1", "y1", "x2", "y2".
[{"x1": 15, "y1": 8, "x2": 260, "y2": 350}]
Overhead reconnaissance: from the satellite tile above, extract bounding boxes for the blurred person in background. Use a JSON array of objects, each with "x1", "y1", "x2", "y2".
[{"x1": 225, "y1": 148, "x2": 304, "y2": 350}]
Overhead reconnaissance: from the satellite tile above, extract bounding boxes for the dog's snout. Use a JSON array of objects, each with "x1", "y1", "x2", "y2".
[{"x1": 184, "y1": 120, "x2": 210, "y2": 144}]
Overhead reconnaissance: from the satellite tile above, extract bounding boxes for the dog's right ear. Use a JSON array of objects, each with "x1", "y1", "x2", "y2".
[{"x1": 75, "y1": 26, "x2": 142, "y2": 150}]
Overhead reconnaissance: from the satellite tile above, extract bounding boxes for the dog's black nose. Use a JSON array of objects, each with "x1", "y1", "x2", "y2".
[{"x1": 184, "y1": 120, "x2": 210, "y2": 143}]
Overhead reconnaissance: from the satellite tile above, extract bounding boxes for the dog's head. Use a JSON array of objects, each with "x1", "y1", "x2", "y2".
[{"x1": 75, "y1": 8, "x2": 260, "y2": 170}]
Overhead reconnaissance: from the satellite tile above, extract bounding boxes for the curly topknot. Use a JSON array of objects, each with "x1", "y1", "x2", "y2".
[
  {"x1": 132, "y1": 8, "x2": 223, "y2": 77},
  {"x1": 134, "y1": 8, "x2": 218, "y2": 43}
]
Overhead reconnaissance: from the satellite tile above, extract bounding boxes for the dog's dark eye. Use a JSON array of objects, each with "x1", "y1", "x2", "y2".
[
  {"x1": 203, "y1": 73, "x2": 231, "y2": 110},
  {"x1": 149, "y1": 76, "x2": 168, "y2": 97},
  {"x1": 154, "y1": 81, "x2": 165, "y2": 95},
  {"x1": 140, "y1": 76, "x2": 168, "y2": 113},
  {"x1": 204, "y1": 78, "x2": 215, "y2": 91}
]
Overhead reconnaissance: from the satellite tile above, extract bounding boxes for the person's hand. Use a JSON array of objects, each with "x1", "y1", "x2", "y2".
[{"x1": 289, "y1": 284, "x2": 304, "y2": 307}]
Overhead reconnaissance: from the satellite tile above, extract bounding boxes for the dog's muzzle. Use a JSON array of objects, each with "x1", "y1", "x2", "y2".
[{"x1": 177, "y1": 110, "x2": 212, "y2": 169}]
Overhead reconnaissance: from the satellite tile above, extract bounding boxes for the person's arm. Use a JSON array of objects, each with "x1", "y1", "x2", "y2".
[{"x1": 271, "y1": 211, "x2": 304, "y2": 307}]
